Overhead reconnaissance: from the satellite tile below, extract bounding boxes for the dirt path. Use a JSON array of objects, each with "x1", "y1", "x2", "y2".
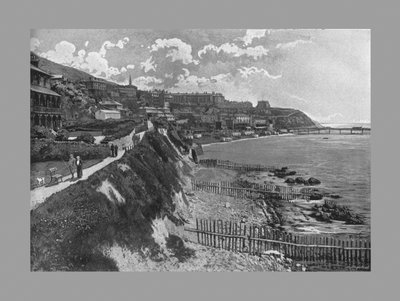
[{"x1": 30, "y1": 149, "x2": 125, "y2": 210}]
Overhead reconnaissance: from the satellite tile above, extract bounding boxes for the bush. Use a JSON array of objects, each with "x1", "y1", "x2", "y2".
[
  {"x1": 31, "y1": 139, "x2": 109, "y2": 162},
  {"x1": 76, "y1": 132, "x2": 95, "y2": 144},
  {"x1": 55, "y1": 129, "x2": 70, "y2": 141},
  {"x1": 31, "y1": 126, "x2": 56, "y2": 140}
]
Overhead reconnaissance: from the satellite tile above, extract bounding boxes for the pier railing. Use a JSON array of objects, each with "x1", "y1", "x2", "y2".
[
  {"x1": 191, "y1": 180, "x2": 311, "y2": 201},
  {"x1": 290, "y1": 127, "x2": 371, "y2": 135},
  {"x1": 185, "y1": 218, "x2": 371, "y2": 270},
  {"x1": 199, "y1": 159, "x2": 277, "y2": 172}
]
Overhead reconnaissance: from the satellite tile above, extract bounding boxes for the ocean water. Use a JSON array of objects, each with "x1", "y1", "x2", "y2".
[{"x1": 202, "y1": 134, "x2": 371, "y2": 232}]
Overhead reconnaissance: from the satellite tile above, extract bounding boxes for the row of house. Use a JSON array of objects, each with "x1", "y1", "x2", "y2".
[{"x1": 82, "y1": 75, "x2": 138, "y2": 100}]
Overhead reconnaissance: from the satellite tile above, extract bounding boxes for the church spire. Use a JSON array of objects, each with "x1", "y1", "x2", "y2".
[{"x1": 129, "y1": 74, "x2": 132, "y2": 86}]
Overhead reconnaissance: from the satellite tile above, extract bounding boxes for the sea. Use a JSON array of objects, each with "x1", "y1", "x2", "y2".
[{"x1": 201, "y1": 123, "x2": 371, "y2": 235}]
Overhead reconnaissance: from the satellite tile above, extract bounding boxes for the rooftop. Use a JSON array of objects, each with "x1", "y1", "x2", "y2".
[{"x1": 30, "y1": 85, "x2": 60, "y2": 97}]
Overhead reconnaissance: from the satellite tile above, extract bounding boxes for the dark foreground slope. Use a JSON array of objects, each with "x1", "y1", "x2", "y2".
[{"x1": 31, "y1": 129, "x2": 193, "y2": 271}]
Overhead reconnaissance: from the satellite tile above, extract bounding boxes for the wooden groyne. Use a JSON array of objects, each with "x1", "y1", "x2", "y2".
[
  {"x1": 199, "y1": 159, "x2": 277, "y2": 172},
  {"x1": 191, "y1": 180, "x2": 311, "y2": 201},
  {"x1": 185, "y1": 218, "x2": 371, "y2": 270}
]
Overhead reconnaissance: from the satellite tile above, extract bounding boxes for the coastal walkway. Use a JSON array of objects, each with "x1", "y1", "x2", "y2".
[
  {"x1": 30, "y1": 129, "x2": 147, "y2": 210},
  {"x1": 30, "y1": 149, "x2": 125, "y2": 209}
]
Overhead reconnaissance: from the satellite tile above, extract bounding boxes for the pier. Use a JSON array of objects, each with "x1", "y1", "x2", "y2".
[{"x1": 290, "y1": 127, "x2": 371, "y2": 135}]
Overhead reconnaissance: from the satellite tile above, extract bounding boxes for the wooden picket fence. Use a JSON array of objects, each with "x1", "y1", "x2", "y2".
[
  {"x1": 199, "y1": 159, "x2": 277, "y2": 172},
  {"x1": 185, "y1": 218, "x2": 371, "y2": 270},
  {"x1": 191, "y1": 180, "x2": 311, "y2": 201}
]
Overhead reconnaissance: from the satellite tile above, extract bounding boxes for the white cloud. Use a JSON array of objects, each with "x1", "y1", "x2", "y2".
[
  {"x1": 238, "y1": 66, "x2": 282, "y2": 79},
  {"x1": 276, "y1": 39, "x2": 313, "y2": 49},
  {"x1": 165, "y1": 73, "x2": 173, "y2": 79},
  {"x1": 240, "y1": 29, "x2": 267, "y2": 46},
  {"x1": 120, "y1": 67, "x2": 127, "y2": 73},
  {"x1": 30, "y1": 38, "x2": 40, "y2": 51},
  {"x1": 84, "y1": 41, "x2": 89, "y2": 47},
  {"x1": 126, "y1": 64, "x2": 135, "y2": 69},
  {"x1": 140, "y1": 56, "x2": 156, "y2": 73},
  {"x1": 41, "y1": 40, "x2": 129, "y2": 79},
  {"x1": 132, "y1": 76, "x2": 163, "y2": 90},
  {"x1": 198, "y1": 43, "x2": 268, "y2": 59},
  {"x1": 284, "y1": 92, "x2": 310, "y2": 104},
  {"x1": 150, "y1": 38, "x2": 199, "y2": 65}
]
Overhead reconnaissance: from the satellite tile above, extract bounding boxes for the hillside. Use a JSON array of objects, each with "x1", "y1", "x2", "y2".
[
  {"x1": 270, "y1": 108, "x2": 320, "y2": 129},
  {"x1": 36, "y1": 54, "x2": 94, "y2": 82}
]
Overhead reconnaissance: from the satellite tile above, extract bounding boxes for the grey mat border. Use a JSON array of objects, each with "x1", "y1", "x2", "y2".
[{"x1": 0, "y1": 0, "x2": 397, "y2": 300}]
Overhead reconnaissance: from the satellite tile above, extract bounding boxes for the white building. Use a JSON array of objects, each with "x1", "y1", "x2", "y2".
[{"x1": 95, "y1": 109, "x2": 121, "y2": 120}]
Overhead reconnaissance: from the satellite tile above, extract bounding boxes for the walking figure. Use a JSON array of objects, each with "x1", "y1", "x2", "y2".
[
  {"x1": 68, "y1": 154, "x2": 76, "y2": 180},
  {"x1": 76, "y1": 156, "x2": 83, "y2": 178},
  {"x1": 110, "y1": 144, "x2": 114, "y2": 157}
]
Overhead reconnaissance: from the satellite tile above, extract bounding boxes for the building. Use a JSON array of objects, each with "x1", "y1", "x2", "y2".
[
  {"x1": 139, "y1": 102, "x2": 175, "y2": 122},
  {"x1": 169, "y1": 92, "x2": 225, "y2": 106},
  {"x1": 95, "y1": 109, "x2": 121, "y2": 120},
  {"x1": 98, "y1": 100, "x2": 123, "y2": 111},
  {"x1": 255, "y1": 100, "x2": 271, "y2": 115},
  {"x1": 83, "y1": 77, "x2": 107, "y2": 97},
  {"x1": 30, "y1": 52, "x2": 63, "y2": 129},
  {"x1": 118, "y1": 75, "x2": 137, "y2": 99}
]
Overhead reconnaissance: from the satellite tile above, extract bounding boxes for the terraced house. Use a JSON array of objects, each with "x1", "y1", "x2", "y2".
[{"x1": 30, "y1": 52, "x2": 63, "y2": 129}]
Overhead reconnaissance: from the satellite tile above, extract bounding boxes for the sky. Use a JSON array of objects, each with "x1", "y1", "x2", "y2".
[{"x1": 31, "y1": 29, "x2": 370, "y2": 123}]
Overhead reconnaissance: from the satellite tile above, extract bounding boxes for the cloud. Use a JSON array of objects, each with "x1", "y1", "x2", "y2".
[
  {"x1": 150, "y1": 38, "x2": 199, "y2": 65},
  {"x1": 140, "y1": 56, "x2": 156, "y2": 73},
  {"x1": 126, "y1": 64, "x2": 135, "y2": 69},
  {"x1": 40, "y1": 41, "x2": 85, "y2": 67},
  {"x1": 120, "y1": 67, "x2": 127, "y2": 73},
  {"x1": 284, "y1": 92, "x2": 310, "y2": 104},
  {"x1": 132, "y1": 76, "x2": 163, "y2": 90},
  {"x1": 276, "y1": 39, "x2": 312, "y2": 49},
  {"x1": 41, "y1": 40, "x2": 129, "y2": 79},
  {"x1": 84, "y1": 41, "x2": 89, "y2": 47},
  {"x1": 240, "y1": 29, "x2": 267, "y2": 46},
  {"x1": 238, "y1": 66, "x2": 282, "y2": 79},
  {"x1": 30, "y1": 38, "x2": 40, "y2": 51},
  {"x1": 198, "y1": 43, "x2": 268, "y2": 59}
]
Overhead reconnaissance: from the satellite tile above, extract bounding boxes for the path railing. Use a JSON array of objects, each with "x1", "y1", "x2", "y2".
[
  {"x1": 191, "y1": 180, "x2": 311, "y2": 201},
  {"x1": 199, "y1": 159, "x2": 277, "y2": 172},
  {"x1": 185, "y1": 218, "x2": 371, "y2": 270}
]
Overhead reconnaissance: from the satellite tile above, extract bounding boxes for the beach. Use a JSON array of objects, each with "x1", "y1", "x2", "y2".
[{"x1": 197, "y1": 134, "x2": 371, "y2": 237}]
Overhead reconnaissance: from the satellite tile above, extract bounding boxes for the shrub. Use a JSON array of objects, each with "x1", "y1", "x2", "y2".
[
  {"x1": 55, "y1": 129, "x2": 70, "y2": 141},
  {"x1": 31, "y1": 126, "x2": 56, "y2": 140},
  {"x1": 77, "y1": 132, "x2": 95, "y2": 144}
]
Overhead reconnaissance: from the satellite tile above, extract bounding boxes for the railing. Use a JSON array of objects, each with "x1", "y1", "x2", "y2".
[
  {"x1": 199, "y1": 159, "x2": 277, "y2": 172},
  {"x1": 191, "y1": 180, "x2": 311, "y2": 201},
  {"x1": 185, "y1": 218, "x2": 371, "y2": 270}
]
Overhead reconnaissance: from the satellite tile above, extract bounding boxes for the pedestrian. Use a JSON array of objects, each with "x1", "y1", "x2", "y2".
[
  {"x1": 67, "y1": 154, "x2": 76, "y2": 180},
  {"x1": 76, "y1": 156, "x2": 83, "y2": 178},
  {"x1": 115, "y1": 145, "x2": 118, "y2": 157},
  {"x1": 110, "y1": 144, "x2": 114, "y2": 157}
]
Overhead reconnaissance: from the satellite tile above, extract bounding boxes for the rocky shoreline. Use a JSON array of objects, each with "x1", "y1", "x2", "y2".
[{"x1": 194, "y1": 164, "x2": 368, "y2": 237}]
